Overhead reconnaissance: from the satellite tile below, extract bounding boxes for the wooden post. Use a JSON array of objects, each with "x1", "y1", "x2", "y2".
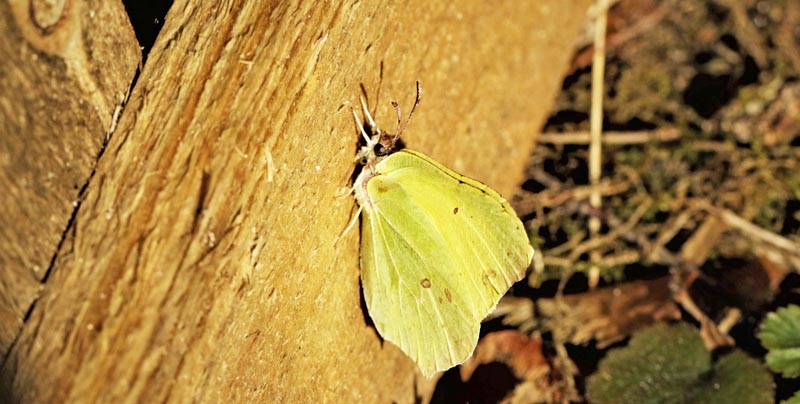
[
  {"x1": 1, "y1": 1, "x2": 590, "y2": 402},
  {"x1": 0, "y1": 0, "x2": 139, "y2": 359}
]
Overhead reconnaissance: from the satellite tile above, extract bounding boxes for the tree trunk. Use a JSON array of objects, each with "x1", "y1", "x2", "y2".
[{"x1": 0, "y1": 1, "x2": 589, "y2": 402}]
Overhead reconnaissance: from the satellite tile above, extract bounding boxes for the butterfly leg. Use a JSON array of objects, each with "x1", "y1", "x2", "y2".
[
  {"x1": 334, "y1": 204, "x2": 363, "y2": 245},
  {"x1": 360, "y1": 95, "x2": 379, "y2": 134},
  {"x1": 352, "y1": 109, "x2": 374, "y2": 150}
]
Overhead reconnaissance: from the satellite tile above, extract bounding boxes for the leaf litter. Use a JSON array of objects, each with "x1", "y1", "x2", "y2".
[{"x1": 432, "y1": 0, "x2": 800, "y2": 402}]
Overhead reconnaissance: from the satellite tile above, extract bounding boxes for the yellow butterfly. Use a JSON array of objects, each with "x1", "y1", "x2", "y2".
[{"x1": 349, "y1": 83, "x2": 534, "y2": 378}]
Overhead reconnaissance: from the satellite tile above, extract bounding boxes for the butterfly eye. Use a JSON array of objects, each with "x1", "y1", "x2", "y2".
[{"x1": 375, "y1": 144, "x2": 391, "y2": 157}]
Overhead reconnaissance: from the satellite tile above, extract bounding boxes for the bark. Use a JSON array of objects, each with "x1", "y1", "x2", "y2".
[{"x1": 0, "y1": 1, "x2": 589, "y2": 402}]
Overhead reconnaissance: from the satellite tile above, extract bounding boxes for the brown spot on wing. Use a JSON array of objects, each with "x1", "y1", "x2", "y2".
[
  {"x1": 453, "y1": 207, "x2": 459, "y2": 214},
  {"x1": 421, "y1": 278, "x2": 431, "y2": 288},
  {"x1": 375, "y1": 184, "x2": 389, "y2": 194},
  {"x1": 444, "y1": 288, "x2": 453, "y2": 303},
  {"x1": 481, "y1": 276, "x2": 490, "y2": 287}
]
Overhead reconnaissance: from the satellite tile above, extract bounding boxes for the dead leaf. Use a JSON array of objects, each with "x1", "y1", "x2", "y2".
[
  {"x1": 538, "y1": 277, "x2": 681, "y2": 347},
  {"x1": 461, "y1": 331, "x2": 548, "y2": 381},
  {"x1": 459, "y1": 331, "x2": 555, "y2": 404}
]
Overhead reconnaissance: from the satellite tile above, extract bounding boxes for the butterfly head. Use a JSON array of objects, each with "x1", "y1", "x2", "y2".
[{"x1": 353, "y1": 81, "x2": 422, "y2": 168}]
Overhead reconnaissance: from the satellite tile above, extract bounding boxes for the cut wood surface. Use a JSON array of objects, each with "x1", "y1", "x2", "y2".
[
  {"x1": 0, "y1": 0, "x2": 139, "y2": 356},
  {"x1": 1, "y1": 1, "x2": 589, "y2": 403}
]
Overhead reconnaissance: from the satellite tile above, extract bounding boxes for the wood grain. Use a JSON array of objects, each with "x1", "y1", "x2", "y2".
[
  {"x1": 1, "y1": 0, "x2": 590, "y2": 402},
  {"x1": 0, "y1": 0, "x2": 139, "y2": 355}
]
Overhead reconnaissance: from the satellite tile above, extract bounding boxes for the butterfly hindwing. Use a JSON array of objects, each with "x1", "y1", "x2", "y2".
[{"x1": 360, "y1": 170, "x2": 473, "y2": 374}]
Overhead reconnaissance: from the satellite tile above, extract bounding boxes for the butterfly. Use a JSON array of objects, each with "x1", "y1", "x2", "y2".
[{"x1": 348, "y1": 82, "x2": 534, "y2": 378}]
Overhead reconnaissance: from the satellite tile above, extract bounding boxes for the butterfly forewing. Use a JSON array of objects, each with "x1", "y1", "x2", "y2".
[{"x1": 359, "y1": 149, "x2": 533, "y2": 378}]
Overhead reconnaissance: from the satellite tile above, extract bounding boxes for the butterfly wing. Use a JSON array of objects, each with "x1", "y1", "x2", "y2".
[{"x1": 359, "y1": 149, "x2": 533, "y2": 377}]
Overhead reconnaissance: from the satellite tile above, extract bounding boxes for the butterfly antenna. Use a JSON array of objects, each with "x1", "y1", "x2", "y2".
[
  {"x1": 392, "y1": 81, "x2": 423, "y2": 143},
  {"x1": 391, "y1": 100, "x2": 402, "y2": 136},
  {"x1": 372, "y1": 61, "x2": 384, "y2": 119}
]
